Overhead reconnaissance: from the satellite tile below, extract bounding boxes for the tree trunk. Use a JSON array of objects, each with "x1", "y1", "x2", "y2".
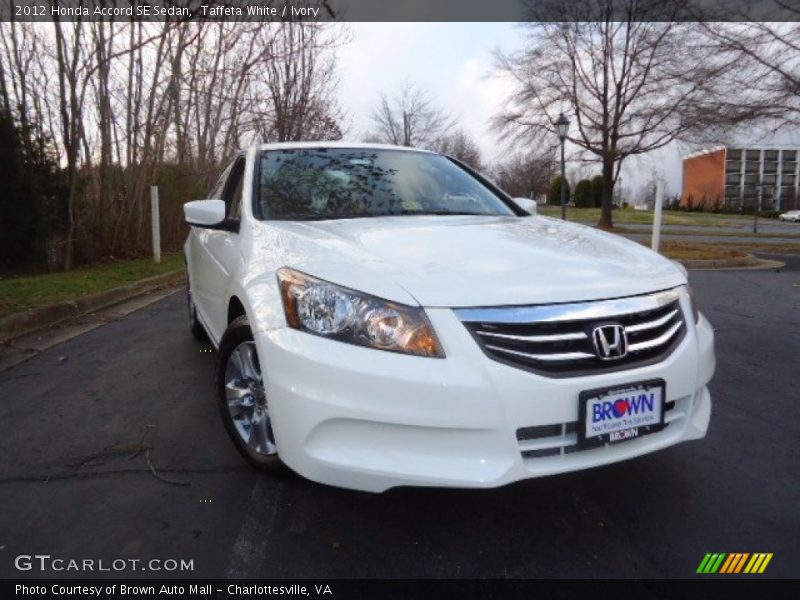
[{"x1": 598, "y1": 157, "x2": 615, "y2": 229}]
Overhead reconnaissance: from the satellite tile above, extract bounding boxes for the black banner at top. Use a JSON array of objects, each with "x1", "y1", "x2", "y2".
[{"x1": 2, "y1": 0, "x2": 800, "y2": 22}]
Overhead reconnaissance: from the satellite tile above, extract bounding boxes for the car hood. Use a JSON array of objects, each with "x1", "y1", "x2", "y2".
[{"x1": 253, "y1": 215, "x2": 685, "y2": 308}]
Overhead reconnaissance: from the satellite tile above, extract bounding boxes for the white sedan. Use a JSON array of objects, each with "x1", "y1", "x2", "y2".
[
  {"x1": 779, "y1": 210, "x2": 800, "y2": 222},
  {"x1": 183, "y1": 142, "x2": 715, "y2": 492}
]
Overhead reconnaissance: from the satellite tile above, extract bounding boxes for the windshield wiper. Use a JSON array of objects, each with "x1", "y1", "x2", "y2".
[
  {"x1": 387, "y1": 210, "x2": 500, "y2": 217},
  {"x1": 277, "y1": 214, "x2": 371, "y2": 221},
  {"x1": 276, "y1": 211, "x2": 503, "y2": 221},
  {"x1": 276, "y1": 210, "x2": 507, "y2": 221}
]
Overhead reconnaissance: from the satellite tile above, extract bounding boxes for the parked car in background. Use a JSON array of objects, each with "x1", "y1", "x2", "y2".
[
  {"x1": 779, "y1": 210, "x2": 800, "y2": 222},
  {"x1": 183, "y1": 142, "x2": 715, "y2": 492}
]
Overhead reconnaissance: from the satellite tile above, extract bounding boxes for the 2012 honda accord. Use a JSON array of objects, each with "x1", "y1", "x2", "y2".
[{"x1": 183, "y1": 142, "x2": 715, "y2": 492}]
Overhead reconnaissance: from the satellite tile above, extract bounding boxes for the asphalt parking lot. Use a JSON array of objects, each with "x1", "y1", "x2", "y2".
[{"x1": 1, "y1": 256, "x2": 798, "y2": 579}]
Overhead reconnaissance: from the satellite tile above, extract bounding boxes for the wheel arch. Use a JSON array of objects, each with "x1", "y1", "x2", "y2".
[{"x1": 227, "y1": 295, "x2": 247, "y2": 325}]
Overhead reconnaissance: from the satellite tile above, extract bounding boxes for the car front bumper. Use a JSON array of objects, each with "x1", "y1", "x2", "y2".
[{"x1": 255, "y1": 295, "x2": 715, "y2": 492}]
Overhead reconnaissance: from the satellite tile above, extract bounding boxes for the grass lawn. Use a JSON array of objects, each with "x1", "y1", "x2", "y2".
[
  {"x1": 538, "y1": 206, "x2": 760, "y2": 228},
  {"x1": 649, "y1": 228, "x2": 800, "y2": 239},
  {"x1": 645, "y1": 242, "x2": 747, "y2": 261},
  {"x1": 644, "y1": 241, "x2": 800, "y2": 261},
  {"x1": 0, "y1": 253, "x2": 183, "y2": 319}
]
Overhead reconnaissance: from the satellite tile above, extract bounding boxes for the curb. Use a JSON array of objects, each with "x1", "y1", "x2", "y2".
[
  {"x1": 678, "y1": 254, "x2": 785, "y2": 270},
  {"x1": 0, "y1": 270, "x2": 185, "y2": 344}
]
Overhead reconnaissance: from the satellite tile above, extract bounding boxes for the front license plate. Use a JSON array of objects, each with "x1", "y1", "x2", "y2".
[{"x1": 578, "y1": 379, "x2": 665, "y2": 448}]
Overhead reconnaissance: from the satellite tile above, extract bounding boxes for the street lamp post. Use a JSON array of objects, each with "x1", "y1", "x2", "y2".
[
  {"x1": 754, "y1": 178, "x2": 763, "y2": 234},
  {"x1": 555, "y1": 113, "x2": 570, "y2": 220}
]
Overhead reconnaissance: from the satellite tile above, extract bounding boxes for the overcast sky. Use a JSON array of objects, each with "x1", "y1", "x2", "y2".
[
  {"x1": 336, "y1": 22, "x2": 800, "y2": 201},
  {"x1": 338, "y1": 22, "x2": 520, "y2": 161},
  {"x1": 336, "y1": 22, "x2": 685, "y2": 198}
]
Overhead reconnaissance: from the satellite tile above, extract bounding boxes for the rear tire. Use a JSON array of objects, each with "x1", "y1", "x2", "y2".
[{"x1": 216, "y1": 315, "x2": 286, "y2": 472}]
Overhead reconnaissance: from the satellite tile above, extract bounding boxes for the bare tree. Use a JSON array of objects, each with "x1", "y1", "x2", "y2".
[
  {"x1": 0, "y1": 19, "x2": 349, "y2": 268},
  {"x1": 437, "y1": 129, "x2": 484, "y2": 171},
  {"x1": 51, "y1": 16, "x2": 88, "y2": 269},
  {"x1": 493, "y1": 1, "x2": 741, "y2": 228},
  {"x1": 698, "y1": 19, "x2": 800, "y2": 130},
  {"x1": 258, "y1": 24, "x2": 347, "y2": 142},
  {"x1": 492, "y1": 152, "x2": 554, "y2": 200},
  {"x1": 639, "y1": 171, "x2": 662, "y2": 210},
  {"x1": 369, "y1": 83, "x2": 455, "y2": 148}
]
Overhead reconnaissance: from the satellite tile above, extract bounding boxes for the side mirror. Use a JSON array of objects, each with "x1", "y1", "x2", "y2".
[
  {"x1": 512, "y1": 197, "x2": 537, "y2": 215},
  {"x1": 184, "y1": 199, "x2": 227, "y2": 228}
]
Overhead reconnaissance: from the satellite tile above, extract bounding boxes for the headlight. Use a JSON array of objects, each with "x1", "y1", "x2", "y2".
[
  {"x1": 277, "y1": 268, "x2": 445, "y2": 358},
  {"x1": 685, "y1": 284, "x2": 700, "y2": 324}
]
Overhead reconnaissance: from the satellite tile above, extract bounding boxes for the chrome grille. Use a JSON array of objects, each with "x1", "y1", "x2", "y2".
[{"x1": 456, "y1": 290, "x2": 686, "y2": 377}]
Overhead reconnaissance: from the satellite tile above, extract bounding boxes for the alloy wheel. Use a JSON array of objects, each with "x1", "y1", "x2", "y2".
[{"x1": 223, "y1": 341, "x2": 276, "y2": 456}]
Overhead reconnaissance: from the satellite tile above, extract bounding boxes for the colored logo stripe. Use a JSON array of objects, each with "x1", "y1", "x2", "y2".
[
  {"x1": 697, "y1": 553, "x2": 726, "y2": 573},
  {"x1": 744, "y1": 553, "x2": 773, "y2": 574},
  {"x1": 696, "y1": 553, "x2": 711, "y2": 573},
  {"x1": 719, "y1": 553, "x2": 749, "y2": 573},
  {"x1": 697, "y1": 552, "x2": 773, "y2": 574}
]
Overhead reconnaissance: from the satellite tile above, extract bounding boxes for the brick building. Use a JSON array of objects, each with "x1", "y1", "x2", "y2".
[{"x1": 682, "y1": 146, "x2": 800, "y2": 211}]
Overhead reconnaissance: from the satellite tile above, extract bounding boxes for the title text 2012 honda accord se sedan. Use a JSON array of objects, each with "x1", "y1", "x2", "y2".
[{"x1": 183, "y1": 142, "x2": 715, "y2": 492}]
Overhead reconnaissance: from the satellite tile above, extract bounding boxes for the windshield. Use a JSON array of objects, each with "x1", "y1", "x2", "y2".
[{"x1": 255, "y1": 148, "x2": 516, "y2": 220}]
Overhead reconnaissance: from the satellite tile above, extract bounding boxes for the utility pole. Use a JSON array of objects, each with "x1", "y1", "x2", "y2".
[
  {"x1": 652, "y1": 179, "x2": 664, "y2": 252},
  {"x1": 150, "y1": 186, "x2": 161, "y2": 264}
]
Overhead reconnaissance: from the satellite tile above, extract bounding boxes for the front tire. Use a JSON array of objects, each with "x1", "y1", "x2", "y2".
[{"x1": 216, "y1": 315, "x2": 285, "y2": 472}]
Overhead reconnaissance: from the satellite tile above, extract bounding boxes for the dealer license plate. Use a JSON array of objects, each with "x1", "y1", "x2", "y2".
[{"x1": 578, "y1": 379, "x2": 665, "y2": 447}]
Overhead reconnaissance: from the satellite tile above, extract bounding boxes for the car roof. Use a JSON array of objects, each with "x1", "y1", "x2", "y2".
[{"x1": 255, "y1": 141, "x2": 436, "y2": 154}]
